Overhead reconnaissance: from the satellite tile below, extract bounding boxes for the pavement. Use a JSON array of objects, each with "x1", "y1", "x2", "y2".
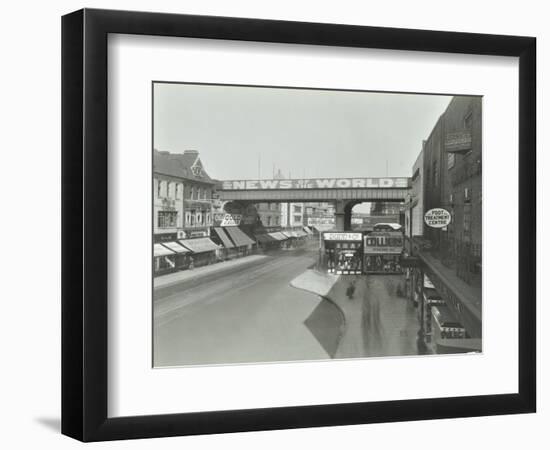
[
  {"x1": 291, "y1": 271, "x2": 426, "y2": 358},
  {"x1": 154, "y1": 254, "x2": 267, "y2": 289},
  {"x1": 290, "y1": 269, "x2": 340, "y2": 297},
  {"x1": 331, "y1": 275, "x2": 425, "y2": 358}
]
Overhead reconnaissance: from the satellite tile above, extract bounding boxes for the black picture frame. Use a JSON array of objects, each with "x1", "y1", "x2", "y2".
[{"x1": 61, "y1": 8, "x2": 536, "y2": 442}]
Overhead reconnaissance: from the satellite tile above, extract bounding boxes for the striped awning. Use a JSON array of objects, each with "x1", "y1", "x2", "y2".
[
  {"x1": 213, "y1": 227, "x2": 235, "y2": 249},
  {"x1": 225, "y1": 226, "x2": 255, "y2": 247}
]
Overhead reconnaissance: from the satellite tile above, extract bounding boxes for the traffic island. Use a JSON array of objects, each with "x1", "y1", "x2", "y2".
[{"x1": 290, "y1": 269, "x2": 340, "y2": 297}]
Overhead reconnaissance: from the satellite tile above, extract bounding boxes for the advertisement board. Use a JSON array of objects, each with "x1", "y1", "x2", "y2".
[
  {"x1": 221, "y1": 177, "x2": 410, "y2": 190},
  {"x1": 424, "y1": 208, "x2": 452, "y2": 228}
]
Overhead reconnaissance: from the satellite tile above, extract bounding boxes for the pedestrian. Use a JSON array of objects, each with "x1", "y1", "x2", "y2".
[{"x1": 346, "y1": 280, "x2": 356, "y2": 300}]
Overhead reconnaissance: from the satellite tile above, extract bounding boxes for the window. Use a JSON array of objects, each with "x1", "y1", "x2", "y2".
[
  {"x1": 293, "y1": 205, "x2": 302, "y2": 213},
  {"x1": 189, "y1": 210, "x2": 195, "y2": 226},
  {"x1": 464, "y1": 111, "x2": 473, "y2": 129},
  {"x1": 156, "y1": 179, "x2": 161, "y2": 198},
  {"x1": 197, "y1": 187, "x2": 201, "y2": 200},
  {"x1": 267, "y1": 216, "x2": 272, "y2": 226},
  {"x1": 191, "y1": 187, "x2": 195, "y2": 200},
  {"x1": 158, "y1": 211, "x2": 177, "y2": 228},
  {"x1": 447, "y1": 152, "x2": 456, "y2": 170},
  {"x1": 174, "y1": 183, "x2": 179, "y2": 199},
  {"x1": 293, "y1": 215, "x2": 302, "y2": 223},
  {"x1": 463, "y1": 204, "x2": 472, "y2": 234}
]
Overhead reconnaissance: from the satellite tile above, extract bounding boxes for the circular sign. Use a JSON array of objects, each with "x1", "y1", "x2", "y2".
[{"x1": 424, "y1": 208, "x2": 451, "y2": 228}]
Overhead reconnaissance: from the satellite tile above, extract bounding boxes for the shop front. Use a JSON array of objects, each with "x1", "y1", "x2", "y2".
[
  {"x1": 224, "y1": 226, "x2": 255, "y2": 256},
  {"x1": 178, "y1": 237, "x2": 221, "y2": 267},
  {"x1": 161, "y1": 241, "x2": 191, "y2": 270},
  {"x1": 323, "y1": 232, "x2": 363, "y2": 275},
  {"x1": 363, "y1": 231, "x2": 404, "y2": 274},
  {"x1": 153, "y1": 243, "x2": 177, "y2": 275},
  {"x1": 212, "y1": 227, "x2": 238, "y2": 260}
]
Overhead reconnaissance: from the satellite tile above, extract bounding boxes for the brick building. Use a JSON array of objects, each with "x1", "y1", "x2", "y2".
[{"x1": 422, "y1": 96, "x2": 482, "y2": 284}]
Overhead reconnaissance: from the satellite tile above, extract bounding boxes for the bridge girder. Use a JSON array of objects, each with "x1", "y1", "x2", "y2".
[{"x1": 216, "y1": 188, "x2": 410, "y2": 203}]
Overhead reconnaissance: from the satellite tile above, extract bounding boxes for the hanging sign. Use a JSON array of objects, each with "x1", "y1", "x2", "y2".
[{"x1": 424, "y1": 208, "x2": 452, "y2": 228}]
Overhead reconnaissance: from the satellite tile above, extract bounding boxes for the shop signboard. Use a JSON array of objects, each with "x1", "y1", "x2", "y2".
[
  {"x1": 307, "y1": 217, "x2": 335, "y2": 226},
  {"x1": 213, "y1": 213, "x2": 242, "y2": 227},
  {"x1": 424, "y1": 208, "x2": 452, "y2": 228},
  {"x1": 323, "y1": 232, "x2": 362, "y2": 241}
]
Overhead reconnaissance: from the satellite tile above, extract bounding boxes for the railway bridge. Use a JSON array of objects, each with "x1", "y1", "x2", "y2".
[{"x1": 216, "y1": 177, "x2": 411, "y2": 231}]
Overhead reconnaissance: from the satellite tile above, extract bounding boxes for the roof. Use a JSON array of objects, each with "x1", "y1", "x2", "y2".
[
  {"x1": 373, "y1": 223, "x2": 402, "y2": 230},
  {"x1": 154, "y1": 149, "x2": 217, "y2": 184}
]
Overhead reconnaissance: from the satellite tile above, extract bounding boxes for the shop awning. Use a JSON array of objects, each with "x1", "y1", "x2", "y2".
[
  {"x1": 281, "y1": 231, "x2": 297, "y2": 238},
  {"x1": 303, "y1": 226, "x2": 313, "y2": 234},
  {"x1": 295, "y1": 229, "x2": 308, "y2": 237},
  {"x1": 254, "y1": 233, "x2": 276, "y2": 244},
  {"x1": 178, "y1": 238, "x2": 220, "y2": 253},
  {"x1": 161, "y1": 242, "x2": 189, "y2": 254},
  {"x1": 225, "y1": 226, "x2": 255, "y2": 247},
  {"x1": 154, "y1": 243, "x2": 176, "y2": 257},
  {"x1": 432, "y1": 305, "x2": 464, "y2": 329},
  {"x1": 213, "y1": 227, "x2": 235, "y2": 249},
  {"x1": 268, "y1": 232, "x2": 288, "y2": 241}
]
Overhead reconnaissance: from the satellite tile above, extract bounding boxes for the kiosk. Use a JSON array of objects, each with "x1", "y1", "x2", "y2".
[{"x1": 323, "y1": 232, "x2": 363, "y2": 275}]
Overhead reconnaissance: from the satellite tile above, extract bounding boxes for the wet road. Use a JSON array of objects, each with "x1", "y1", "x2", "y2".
[{"x1": 154, "y1": 245, "x2": 338, "y2": 367}]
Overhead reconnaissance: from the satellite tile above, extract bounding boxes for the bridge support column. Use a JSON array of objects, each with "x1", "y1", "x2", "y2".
[{"x1": 334, "y1": 200, "x2": 354, "y2": 231}]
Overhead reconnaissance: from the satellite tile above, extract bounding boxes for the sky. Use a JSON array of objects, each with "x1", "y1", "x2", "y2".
[{"x1": 153, "y1": 83, "x2": 452, "y2": 212}]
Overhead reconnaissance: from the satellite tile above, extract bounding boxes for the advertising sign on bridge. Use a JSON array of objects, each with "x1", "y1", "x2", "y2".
[{"x1": 221, "y1": 177, "x2": 409, "y2": 190}]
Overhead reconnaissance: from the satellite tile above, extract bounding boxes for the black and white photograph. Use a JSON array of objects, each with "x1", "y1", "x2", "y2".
[{"x1": 152, "y1": 83, "x2": 482, "y2": 367}]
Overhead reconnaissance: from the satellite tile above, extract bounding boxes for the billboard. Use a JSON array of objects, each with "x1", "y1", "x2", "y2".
[{"x1": 221, "y1": 177, "x2": 410, "y2": 190}]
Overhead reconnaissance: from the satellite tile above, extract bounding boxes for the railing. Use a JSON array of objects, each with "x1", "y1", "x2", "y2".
[{"x1": 410, "y1": 236, "x2": 481, "y2": 287}]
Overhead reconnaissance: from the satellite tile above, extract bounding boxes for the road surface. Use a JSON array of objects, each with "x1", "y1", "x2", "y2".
[
  {"x1": 154, "y1": 245, "x2": 340, "y2": 367},
  {"x1": 154, "y1": 245, "x2": 422, "y2": 367}
]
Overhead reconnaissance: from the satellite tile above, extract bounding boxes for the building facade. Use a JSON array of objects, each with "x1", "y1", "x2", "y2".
[
  {"x1": 254, "y1": 202, "x2": 282, "y2": 227},
  {"x1": 408, "y1": 96, "x2": 482, "y2": 344},
  {"x1": 405, "y1": 146, "x2": 425, "y2": 239},
  {"x1": 153, "y1": 149, "x2": 217, "y2": 243},
  {"x1": 422, "y1": 96, "x2": 482, "y2": 283}
]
